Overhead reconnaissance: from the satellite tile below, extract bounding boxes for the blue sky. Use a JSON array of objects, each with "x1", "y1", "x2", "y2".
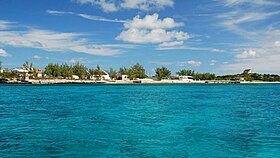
[{"x1": 0, "y1": 0, "x2": 280, "y2": 75}]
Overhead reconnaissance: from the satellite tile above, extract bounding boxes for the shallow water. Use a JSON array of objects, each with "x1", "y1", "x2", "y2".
[{"x1": 0, "y1": 84, "x2": 280, "y2": 157}]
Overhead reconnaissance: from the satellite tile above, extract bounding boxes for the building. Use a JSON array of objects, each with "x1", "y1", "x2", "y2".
[
  {"x1": 243, "y1": 69, "x2": 253, "y2": 74},
  {"x1": 12, "y1": 68, "x2": 29, "y2": 76},
  {"x1": 117, "y1": 72, "x2": 128, "y2": 80},
  {"x1": 90, "y1": 71, "x2": 111, "y2": 80},
  {"x1": 34, "y1": 68, "x2": 44, "y2": 78}
]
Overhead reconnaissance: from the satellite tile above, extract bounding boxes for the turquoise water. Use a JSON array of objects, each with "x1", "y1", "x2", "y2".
[{"x1": 0, "y1": 84, "x2": 280, "y2": 157}]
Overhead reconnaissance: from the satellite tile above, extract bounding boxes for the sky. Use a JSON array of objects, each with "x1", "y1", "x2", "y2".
[{"x1": 0, "y1": 0, "x2": 280, "y2": 75}]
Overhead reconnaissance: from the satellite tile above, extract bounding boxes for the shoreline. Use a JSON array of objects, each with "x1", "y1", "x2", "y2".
[{"x1": 1, "y1": 79, "x2": 280, "y2": 85}]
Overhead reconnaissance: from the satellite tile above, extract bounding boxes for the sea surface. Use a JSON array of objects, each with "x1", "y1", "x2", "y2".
[{"x1": 0, "y1": 84, "x2": 280, "y2": 157}]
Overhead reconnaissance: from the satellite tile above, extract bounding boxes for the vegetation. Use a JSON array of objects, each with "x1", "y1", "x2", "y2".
[
  {"x1": 127, "y1": 63, "x2": 147, "y2": 79},
  {"x1": 176, "y1": 69, "x2": 195, "y2": 76},
  {"x1": 1, "y1": 61, "x2": 280, "y2": 82},
  {"x1": 176, "y1": 69, "x2": 216, "y2": 80},
  {"x1": 108, "y1": 67, "x2": 117, "y2": 79},
  {"x1": 155, "y1": 67, "x2": 171, "y2": 80}
]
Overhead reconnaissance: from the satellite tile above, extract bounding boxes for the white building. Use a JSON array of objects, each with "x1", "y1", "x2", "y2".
[
  {"x1": 243, "y1": 69, "x2": 253, "y2": 74},
  {"x1": 91, "y1": 71, "x2": 111, "y2": 80},
  {"x1": 12, "y1": 68, "x2": 28, "y2": 76},
  {"x1": 117, "y1": 72, "x2": 128, "y2": 80}
]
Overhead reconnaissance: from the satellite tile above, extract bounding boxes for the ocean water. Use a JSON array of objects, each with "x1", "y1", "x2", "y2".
[{"x1": 0, "y1": 84, "x2": 280, "y2": 158}]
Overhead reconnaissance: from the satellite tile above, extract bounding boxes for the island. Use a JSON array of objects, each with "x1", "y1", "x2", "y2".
[{"x1": 1, "y1": 61, "x2": 280, "y2": 84}]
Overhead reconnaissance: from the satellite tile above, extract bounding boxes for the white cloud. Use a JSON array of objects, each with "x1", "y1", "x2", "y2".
[
  {"x1": 222, "y1": 0, "x2": 279, "y2": 7},
  {"x1": 275, "y1": 41, "x2": 280, "y2": 47},
  {"x1": 32, "y1": 55, "x2": 42, "y2": 60},
  {"x1": 159, "y1": 41, "x2": 184, "y2": 47},
  {"x1": 0, "y1": 20, "x2": 13, "y2": 30},
  {"x1": 186, "y1": 60, "x2": 202, "y2": 67},
  {"x1": 117, "y1": 28, "x2": 189, "y2": 44},
  {"x1": 209, "y1": 60, "x2": 218, "y2": 66},
  {"x1": 223, "y1": 54, "x2": 280, "y2": 74},
  {"x1": 223, "y1": 28, "x2": 280, "y2": 73},
  {"x1": 211, "y1": 48, "x2": 225, "y2": 52},
  {"x1": 77, "y1": 0, "x2": 118, "y2": 12},
  {"x1": 236, "y1": 49, "x2": 257, "y2": 59},
  {"x1": 32, "y1": 55, "x2": 49, "y2": 60},
  {"x1": 124, "y1": 14, "x2": 183, "y2": 29},
  {"x1": 121, "y1": 0, "x2": 174, "y2": 10},
  {"x1": 67, "y1": 57, "x2": 87, "y2": 63},
  {"x1": 75, "y1": 0, "x2": 174, "y2": 12},
  {"x1": 0, "y1": 20, "x2": 122, "y2": 56},
  {"x1": 222, "y1": 11, "x2": 280, "y2": 27},
  {"x1": 116, "y1": 14, "x2": 189, "y2": 48},
  {"x1": 47, "y1": 10, "x2": 126, "y2": 23},
  {"x1": 0, "y1": 48, "x2": 10, "y2": 57}
]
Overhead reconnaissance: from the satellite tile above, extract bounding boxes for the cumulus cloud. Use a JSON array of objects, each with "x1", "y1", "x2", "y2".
[
  {"x1": 75, "y1": 0, "x2": 174, "y2": 12},
  {"x1": 117, "y1": 28, "x2": 189, "y2": 44},
  {"x1": 116, "y1": 14, "x2": 189, "y2": 49},
  {"x1": 0, "y1": 48, "x2": 10, "y2": 57},
  {"x1": 0, "y1": 20, "x2": 122, "y2": 56},
  {"x1": 236, "y1": 49, "x2": 257, "y2": 59},
  {"x1": 124, "y1": 14, "x2": 183, "y2": 29}
]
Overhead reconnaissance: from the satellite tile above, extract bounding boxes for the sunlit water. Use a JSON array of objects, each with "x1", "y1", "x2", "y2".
[{"x1": 0, "y1": 84, "x2": 280, "y2": 157}]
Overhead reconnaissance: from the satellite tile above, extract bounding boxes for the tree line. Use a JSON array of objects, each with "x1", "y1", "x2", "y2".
[{"x1": 1, "y1": 61, "x2": 280, "y2": 81}]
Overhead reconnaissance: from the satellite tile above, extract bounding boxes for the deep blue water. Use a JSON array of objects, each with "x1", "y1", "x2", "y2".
[{"x1": 0, "y1": 84, "x2": 280, "y2": 157}]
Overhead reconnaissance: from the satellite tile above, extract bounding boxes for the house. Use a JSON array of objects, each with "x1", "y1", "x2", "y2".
[
  {"x1": 243, "y1": 69, "x2": 253, "y2": 74},
  {"x1": 0, "y1": 69, "x2": 3, "y2": 73},
  {"x1": 90, "y1": 71, "x2": 111, "y2": 80},
  {"x1": 117, "y1": 72, "x2": 128, "y2": 80},
  {"x1": 12, "y1": 68, "x2": 28, "y2": 76},
  {"x1": 35, "y1": 68, "x2": 44, "y2": 78}
]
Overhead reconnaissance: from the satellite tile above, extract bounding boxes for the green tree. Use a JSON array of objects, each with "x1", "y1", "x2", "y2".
[
  {"x1": 108, "y1": 67, "x2": 117, "y2": 79},
  {"x1": 127, "y1": 63, "x2": 146, "y2": 79},
  {"x1": 176, "y1": 69, "x2": 195, "y2": 76},
  {"x1": 118, "y1": 67, "x2": 127, "y2": 74},
  {"x1": 192, "y1": 72, "x2": 216, "y2": 80},
  {"x1": 60, "y1": 64, "x2": 73, "y2": 78},
  {"x1": 94, "y1": 65, "x2": 103, "y2": 80},
  {"x1": 22, "y1": 61, "x2": 34, "y2": 74},
  {"x1": 45, "y1": 63, "x2": 61, "y2": 78},
  {"x1": 73, "y1": 63, "x2": 88, "y2": 79},
  {"x1": 155, "y1": 66, "x2": 171, "y2": 80}
]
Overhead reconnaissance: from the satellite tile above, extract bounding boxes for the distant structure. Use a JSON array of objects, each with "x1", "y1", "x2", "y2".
[
  {"x1": 117, "y1": 72, "x2": 128, "y2": 80},
  {"x1": 243, "y1": 69, "x2": 253, "y2": 74},
  {"x1": 90, "y1": 70, "x2": 110, "y2": 80}
]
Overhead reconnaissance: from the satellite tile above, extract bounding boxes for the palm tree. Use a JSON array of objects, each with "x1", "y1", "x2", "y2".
[{"x1": 95, "y1": 65, "x2": 102, "y2": 81}]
